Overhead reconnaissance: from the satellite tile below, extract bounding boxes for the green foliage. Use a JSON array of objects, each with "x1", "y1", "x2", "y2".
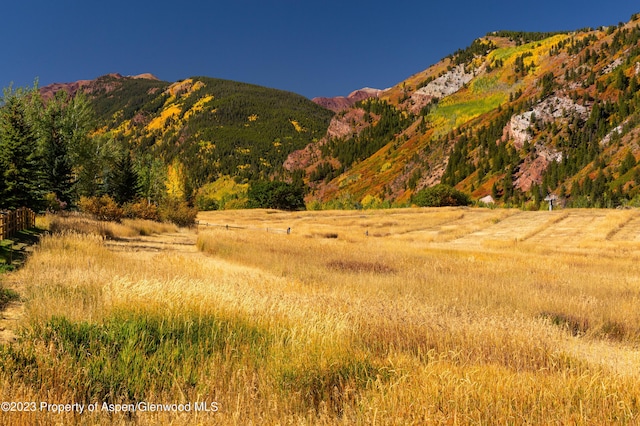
[
  {"x1": 451, "y1": 39, "x2": 497, "y2": 65},
  {"x1": 441, "y1": 106, "x2": 517, "y2": 187},
  {"x1": 0, "y1": 312, "x2": 270, "y2": 403},
  {"x1": 89, "y1": 75, "x2": 170, "y2": 125},
  {"x1": 0, "y1": 86, "x2": 42, "y2": 210},
  {"x1": 412, "y1": 184, "x2": 471, "y2": 207},
  {"x1": 35, "y1": 91, "x2": 76, "y2": 205},
  {"x1": 488, "y1": 30, "x2": 567, "y2": 46},
  {"x1": 247, "y1": 180, "x2": 305, "y2": 211},
  {"x1": 326, "y1": 99, "x2": 412, "y2": 167},
  {"x1": 619, "y1": 151, "x2": 637, "y2": 175},
  {"x1": 103, "y1": 149, "x2": 140, "y2": 205},
  {"x1": 137, "y1": 77, "x2": 332, "y2": 186},
  {"x1": 194, "y1": 176, "x2": 248, "y2": 210}
]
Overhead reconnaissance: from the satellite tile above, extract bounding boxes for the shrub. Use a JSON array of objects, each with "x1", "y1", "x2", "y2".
[
  {"x1": 247, "y1": 180, "x2": 305, "y2": 211},
  {"x1": 159, "y1": 198, "x2": 198, "y2": 227},
  {"x1": 123, "y1": 199, "x2": 161, "y2": 221},
  {"x1": 78, "y1": 195, "x2": 124, "y2": 222},
  {"x1": 412, "y1": 184, "x2": 471, "y2": 207}
]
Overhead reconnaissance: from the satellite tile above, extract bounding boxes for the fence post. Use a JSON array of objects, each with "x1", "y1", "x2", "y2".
[
  {"x1": 0, "y1": 208, "x2": 35, "y2": 240},
  {"x1": 0, "y1": 212, "x2": 5, "y2": 240}
]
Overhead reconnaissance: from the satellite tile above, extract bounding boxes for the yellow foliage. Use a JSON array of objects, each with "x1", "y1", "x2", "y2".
[
  {"x1": 165, "y1": 159, "x2": 186, "y2": 200},
  {"x1": 290, "y1": 119, "x2": 304, "y2": 132},
  {"x1": 360, "y1": 194, "x2": 382, "y2": 209},
  {"x1": 147, "y1": 104, "x2": 182, "y2": 131},
  {"x1": 248, "y1": 114, "x2": 258, "y2": 122},
  {"x1": 198, "y1": 140, "x2": 215, "y2": 154},
  {"x1": 184, "y1": 95, "x2": 214, "y2": 120}
]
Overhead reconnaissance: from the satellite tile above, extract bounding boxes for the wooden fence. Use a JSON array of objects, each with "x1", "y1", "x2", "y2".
[{"x1": 0, "y1": 207, "x2": 36, "y2": 240}]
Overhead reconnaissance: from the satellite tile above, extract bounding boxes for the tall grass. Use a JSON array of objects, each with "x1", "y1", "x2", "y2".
[{"x1": 1, "y1": 208, "x2": 640, "y2": 424}]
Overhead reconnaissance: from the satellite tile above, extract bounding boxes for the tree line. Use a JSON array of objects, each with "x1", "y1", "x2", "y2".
[{"x1": 0, "y1": 84, "x2": 195, "y2": 222}]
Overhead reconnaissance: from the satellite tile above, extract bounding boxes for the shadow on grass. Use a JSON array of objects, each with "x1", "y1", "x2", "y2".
[{"x1": 0, "y1": 227, "x2": 45, "y2": 272}]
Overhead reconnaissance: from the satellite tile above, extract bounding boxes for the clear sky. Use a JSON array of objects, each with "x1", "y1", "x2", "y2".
[{"x1": 2, "y1": 1, "x2": 639, "y2": 99}]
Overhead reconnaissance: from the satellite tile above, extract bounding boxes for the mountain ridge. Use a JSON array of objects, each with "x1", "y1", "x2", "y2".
[{"x1": 32, "y1": 11, "x2": 640, "y2": 209}]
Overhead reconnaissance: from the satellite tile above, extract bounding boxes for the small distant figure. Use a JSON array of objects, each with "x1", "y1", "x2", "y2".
[
  {"x1": 287, "y1": 227, "x2": 291, "y2": 235},
  {"x1": 226, "y1": 224, "x2": 229, "y2": 230},
  {"x1": 365, "y1": 229, "x2": 369, "y2": 237}
]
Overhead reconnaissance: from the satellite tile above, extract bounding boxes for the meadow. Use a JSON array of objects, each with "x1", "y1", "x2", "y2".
[{"x1": 0, "y1": 207, "x2": 639, "y2": 424}]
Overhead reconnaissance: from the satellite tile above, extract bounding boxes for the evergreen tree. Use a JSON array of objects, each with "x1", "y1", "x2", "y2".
[
  {"x1": 0, "y1": 86, "x2": 42, "y2": 209},
  {"x1": 247, "y1": 180, "x2": 305, "y2": 210},
  {"x1": 104, "y1": 149, "x2": 140, "y2": 205},
  {"x1": 36, "y1": 90, "x2": 75, "y2": 205}
]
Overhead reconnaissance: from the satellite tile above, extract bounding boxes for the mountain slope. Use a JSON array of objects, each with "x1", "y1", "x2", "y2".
[
  {"x1": 43, "y1": 74, "x2": 334, "y2": 192},
  {"x1": 287, "y1": 13, "x2": 640, "y2": 208}
]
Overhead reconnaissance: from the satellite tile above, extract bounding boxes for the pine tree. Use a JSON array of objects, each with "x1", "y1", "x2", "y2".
[
  {"x1": 36, "y1": 90, "x2": 75, "y2": 205},
  {"x1": 0, "y1": 86, "x2": 42, "y2": 209},
  {"x1": 104, "y1": 149, "x2": 140, "y2": 205}
]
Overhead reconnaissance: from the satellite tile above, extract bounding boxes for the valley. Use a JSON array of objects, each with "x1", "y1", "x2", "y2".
[{"x1": 0, "y1": 208, "x2": 639, "y2": 424}]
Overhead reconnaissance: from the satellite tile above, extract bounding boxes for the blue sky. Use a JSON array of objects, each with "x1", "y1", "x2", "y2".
[{"x1": 2, "y1": 1, "x2": 639, "y2": 99}]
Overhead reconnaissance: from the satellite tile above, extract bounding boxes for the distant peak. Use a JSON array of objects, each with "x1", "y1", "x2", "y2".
[
  {"x1": 130, "y1": 73, "x2": 160, "y2": 81},
  {"x1": 313, "y1": 87, "x2": 382, "y2": 112}
]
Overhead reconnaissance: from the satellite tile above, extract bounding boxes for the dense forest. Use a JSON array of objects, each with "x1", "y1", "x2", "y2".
[{"x1": 0, "y1": 75, "x2": 333, "y2": 215}]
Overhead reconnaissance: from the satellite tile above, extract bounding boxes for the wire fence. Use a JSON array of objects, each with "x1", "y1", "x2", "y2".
[{"x1": 197, "y1": 221, "x2": 292, "y2": 235}]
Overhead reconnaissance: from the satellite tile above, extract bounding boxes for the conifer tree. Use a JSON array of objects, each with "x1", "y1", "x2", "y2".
[
  {"x1": 104, "y1": 149, "x2": 140, "y2": 205},
  {"x1": 0, "y1": 86, "x2": 42, "y2": 209},
  {"x1": 36, "y1": 90, "x2": 75, "y2": 205}
]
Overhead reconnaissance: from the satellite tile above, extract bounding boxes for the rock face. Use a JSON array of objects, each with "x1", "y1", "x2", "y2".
[
  {"x1": 283, "y1": 108, "x2": 370, "y2": 172},
  {"x1": 312, "y1": 87, "x2": 382, "y2": 112},
  {"x1": 413, "y1": 64, "x2": 476, "y2": 99},
  {"x1": 39, "y1": 79, "x2": 92, "y2": 100},
  {"x1": 506, "y1": 96, "x2": 589, "y2": 150},
  {"x1": 408, "y1": 64, "x2": 478, "y2": 113},
  {"x1": 39, "y1": 73, "x2": 159, "y2": 100},
  {"x1": 506, "y1": 96, "x2": 590, "y2": 192}
]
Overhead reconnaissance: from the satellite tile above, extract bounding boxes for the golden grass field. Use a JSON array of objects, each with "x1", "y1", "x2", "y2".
[{"x1": 1, "y1": 208, "x2": 640, "y2": 425}]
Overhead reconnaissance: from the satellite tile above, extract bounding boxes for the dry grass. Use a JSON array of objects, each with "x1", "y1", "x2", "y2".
[{"x1": 1, "y1": 208, "x2": 640, "y2": 424}]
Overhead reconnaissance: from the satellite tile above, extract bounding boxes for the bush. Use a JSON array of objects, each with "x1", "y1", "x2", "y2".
[
  {"x1": 247, "y1": 181, "x2": 305, "y2": 211},
  {"x1": 195, "y1": 194, "x2": 219, "y2": 211},
  {"x1": 123, "y1": 199, "x2": 160, "y2": 221},
  {"x1": 412, "y1": 184, "x2": 471, "y2": 207},
  {"x1": 159, "y1": 198, "x2": 198, "y2": 227},
  {"x1": 78, "y1": 195, "x2": 125, "y2": 222}
]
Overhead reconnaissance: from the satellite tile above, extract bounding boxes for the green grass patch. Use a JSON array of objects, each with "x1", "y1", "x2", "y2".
[
  {"x1": 0, "y1": 228, "x2": 44, "y2": 270},
  {"x1": 0, "y1": 310, "x2": 272, "y2": 404}
]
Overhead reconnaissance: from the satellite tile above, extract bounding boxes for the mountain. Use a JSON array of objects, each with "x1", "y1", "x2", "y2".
[
  {"x1": 37, "y1": 12, "x2": 640, "y2": 210},
  {"x1": 41, "y1": 73, "x2": 334, "y2": 192},
  {"x1": 312, "y1": 88, "x2": 382, "y2": 112},
  {"x1": 285, "y1": 12, "x2": 640, "y2": 208}
]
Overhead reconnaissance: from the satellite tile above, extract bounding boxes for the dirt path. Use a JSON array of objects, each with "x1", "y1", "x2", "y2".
[
  {"x1": 0, "y1": 298, "x2": 24, "y2": 344},
  {"x1": 103, "y1": 229, "x2": 198, "y2": 259}
]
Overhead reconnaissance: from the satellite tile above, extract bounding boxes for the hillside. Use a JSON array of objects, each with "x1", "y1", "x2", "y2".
[
  {"x1": 30, "y1": 12, "x2": 640, "y2": 211},
  {"x1": 286, "y1": 12, "x2": 640, "y2": 209},
  {"x1": 40, "y1": 73, "x2": 334, "y2": 196}
]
